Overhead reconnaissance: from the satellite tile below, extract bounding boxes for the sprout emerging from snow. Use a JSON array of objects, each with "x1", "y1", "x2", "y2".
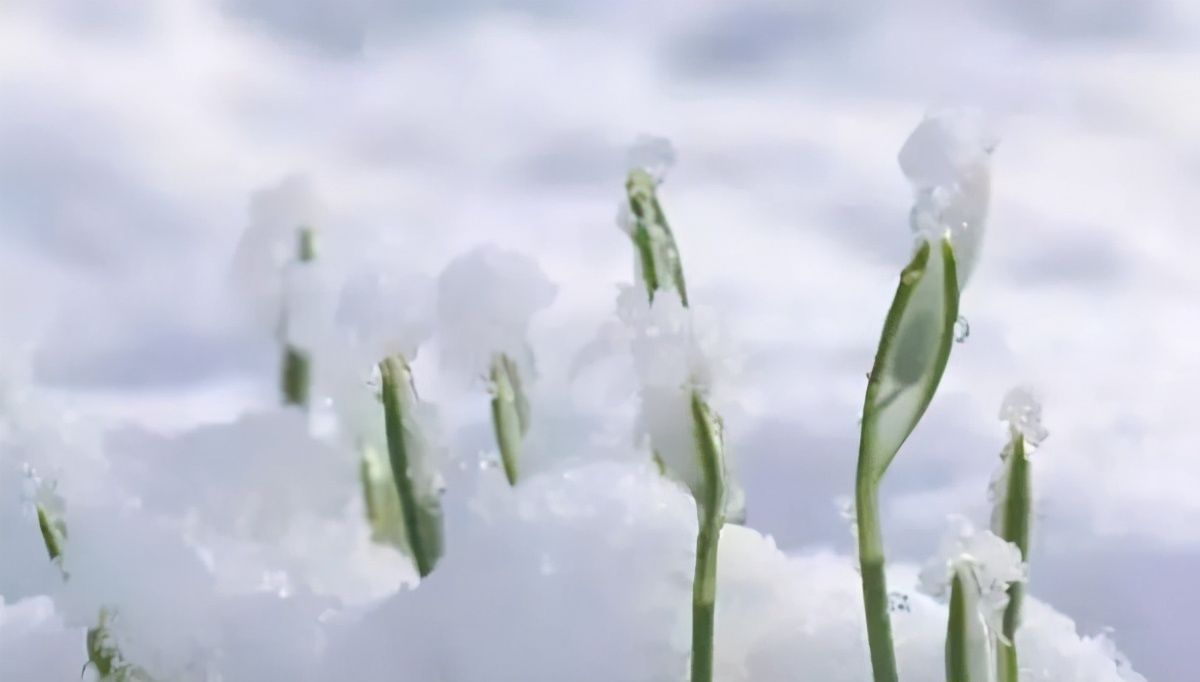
[
  {"x1": 280, "y1": 227, "x2": 318, "y2": 407},
  {"x1": 991, "y1": 386, "x2": 1047, "y2": 682},
  {"x1": 920, "y1": 516, "x2": 1026, "y2": 682},
  {"x1": 856, "y1": 109, "x2": 996, "y2": 682},
  {"x1": 437, "y1": 245, "x2": 556, "y2": 485},
  {"x1": 490, "y1": 352, "x2": 531, "y2": 486},
  {"x1": 378, "y1": 355, "x2": 445, "y2": 578},
  {"x1": 230, "y1": 175, "x2": 332, "y2": 408},
  {"x1": 616, "y1": 146, "x2": 736, "y2": 682}
]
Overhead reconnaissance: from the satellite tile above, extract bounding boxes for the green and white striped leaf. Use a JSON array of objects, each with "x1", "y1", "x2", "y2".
[
  {"x1": 624, "y1": 168, "x2": 689, "y2": 307},
  {"x1": 490, "y1": 352, "x2": 530, "y2": 486},
  {"x1": 379, "y1": 355, "x2": 444, "y2": 577},
  {"x1": 859, "y1": 238, "x2": 960, "y2": 482}
]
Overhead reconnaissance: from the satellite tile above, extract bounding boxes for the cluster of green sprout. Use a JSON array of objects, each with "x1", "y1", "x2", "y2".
[{"x1": 29, "y1": 123, "x2": 1040, "y2": 682}]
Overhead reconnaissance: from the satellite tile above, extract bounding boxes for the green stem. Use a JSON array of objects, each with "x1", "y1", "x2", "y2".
[
  {"x1": 489, "y1": 353, "x2": 529, "y2": 486},
  {"x1": 691, "y1": 511, "x2": 721, "y2": 682},
  {"x1": 690, "y1": 392, "x2": 726, "y2": 682},
  {"x1": 380, "y1": 355, "x2": 437, "y2": 577},
  {"x1": 945, "y1": 572, "x2": 971, "y2": 682},
  {"x1": 856, "y1": 477, "x2": 899, "y2": 682},
  {"x1": 280, "y1": 226, "x2": 316, "y2": 408},
  {"x1": 996, "y1": 433, "x2": 1030, "y2": 682},
  {"x1": 281, "y1": 346, "x2": 310, "y2": 407}
]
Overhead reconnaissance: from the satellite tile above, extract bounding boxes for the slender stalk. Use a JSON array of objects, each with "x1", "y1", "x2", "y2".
[
  {"x1": 945, "y1": 573, "x2": 971, "y2": 682},
  {"x1": 690, "y1": 391, "x2": 726, "y2": 682},
  {"x1": 856, "y1": 476, "x2": 898, "y2": 682},
  {"x1": 489, "y1": 353, "x2": 530, "y2": 486},
  {"x1": 380, "y1": 355, "x2": 440, "y2": 577},
  {"x1": 995, "y1": 432, "x2": 1030, "y2": 682},
  {"x1": 280, "y1": 226, "x2": 315, "y2": 407}
]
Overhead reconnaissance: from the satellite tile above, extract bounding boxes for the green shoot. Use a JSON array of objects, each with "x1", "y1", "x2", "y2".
[
  {"x1": 689, "y1": 390, "x2": 727, "y2": 682},
  {"x1": 945, "y1": 573, "x2": 971, "y2": 682},
  {"x1": 620, "y1": 162, "x2": 734, "y2": 682},
  {"x1": 624, "y1": 168, "x2": 689, "y2": 307},
  {"x1": 359, "y1": 442, "x2": 408, "y2": 549},
  {"x1": 280, "y1": 226, "x2": 316, "y2": 407},
  {"x1": 857, "y1": 238, "x2": 960, "y2": 682},
  {"x1": 379, "y1": 354, "x2": 444, "y2": 577},
  {"x1": 994, "y1": 428, "x2": 1032, "y2": 682},
  {"x1": 36, "y1": 503, "x2": 66, "y2": 565},
  {"x1": 489, "y1": 352, "x2": 531, "y2": 486}
]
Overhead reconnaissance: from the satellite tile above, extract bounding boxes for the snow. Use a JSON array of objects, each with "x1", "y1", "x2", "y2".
[
  {"x1": 899, "y1": 109, "x2": 996, "y2": 287},
  {"x1": 999, "y1": 386, "x2": 1050, "y2": 448},
  {"x1": 436, "y1": 244, "x2": 558, "y2": 380},
  {"x1": 0, "y1": 126, "x2": 1148, "y2": 682}
]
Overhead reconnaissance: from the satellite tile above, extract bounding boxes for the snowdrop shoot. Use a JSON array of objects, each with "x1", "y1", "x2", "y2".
[
  {"x1": 378, "y1": 355, "x2": 444, "y2": 578},
  {"x1": 436, "y1": 245, "x2": 556, "y2": 485},
  {"x1": 919, "y1": 517, "x2": 1026, "y2": 682},
  {"x1": 618, "y1": 141, "x2": 733, "y2": 682},
  {"x1": 230, "y1": 175, "x2": 329, "y2": 409},
  {"x1": 992, "y1": 387, "x2": 1048, "y2": 682},
  {"x1": 856, "y1": 109, "x2": 995, "y2": 682}
]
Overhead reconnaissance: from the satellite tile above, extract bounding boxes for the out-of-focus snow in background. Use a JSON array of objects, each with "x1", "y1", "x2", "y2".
[{"x1": 1, "y1": 1, "x2": 1198, "y2": 679}]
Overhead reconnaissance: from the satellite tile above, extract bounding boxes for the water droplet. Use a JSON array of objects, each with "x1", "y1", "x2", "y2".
[{"x1": 954, "y1": 315, "x2": 970, "y2": 343}]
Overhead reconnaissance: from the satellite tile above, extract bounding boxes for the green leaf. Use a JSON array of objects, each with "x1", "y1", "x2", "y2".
[
  {"x1": 859, "y1": 238, "x2": 960, "y2": 482},
  {"x1": 379, "y1": 355, "x2": 444, "y2": 577},
  {"x1": 490, "y1": 353, "x2": 530, "y2": 486},
  {"x1": 625, "y1": 168, "x2": 689, "y2": 307}
]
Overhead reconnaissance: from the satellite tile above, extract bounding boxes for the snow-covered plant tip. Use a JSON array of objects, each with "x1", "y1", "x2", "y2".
[
  {"x1": 0, "y1": 121, "x2": 1147, "y2": 682},
  {"x1": 855, "y1": 109, "x2": 993, "y2": 682}
]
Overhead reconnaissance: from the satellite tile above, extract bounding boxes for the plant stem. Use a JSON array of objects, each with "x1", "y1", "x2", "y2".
[
  {"x1": 380, "y1": 355, "x2": 437, "y2": 577},
  {"x1": 691, "y1": 510, "x2": 721, "y2": 682},
  {"x1": 281, "y1": 346, "x2": 310, "y2": 407},
  {"x1": 489, "y1": 353, "x2": 529, "y2": 486},
  {"x1": 996, "y1": 433, "x2": 1030, "y2": 682},
  {"x1": 856, "y1": 475, "x2": 899, "y2": 682},
  {"x1": 690, "y1": 391, "x2": 726, "y2": 682},
  {"x1": 945, "y1": 572, "x2": 971, "y2": 682},
  {"x1": 280, "y1": 226, "x2": 316, "y2": 408}
]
